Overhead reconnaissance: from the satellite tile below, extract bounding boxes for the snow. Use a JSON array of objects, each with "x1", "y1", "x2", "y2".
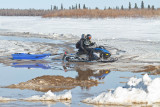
[
  {"x1": 0, "y1": 16, "x2": 160, "y2": 63},
  {"x1": 0, "y1": 16, "x2": 160, "y2": 41},
  {"x1": 82, "y1": 74, "x2": 160, "y2": 105},
  {"x1": 0, "y1": 39, "x2": 58, "y2": 56},
  {"x1": 0, "y1": 91, "x2": 71, "y2": 104},
  {"x1": 0, "y1": 97, "x2": 17, "y2": 101},
  {"x1": 23, "y1": 90, "x2": 72, "y2": 101}
]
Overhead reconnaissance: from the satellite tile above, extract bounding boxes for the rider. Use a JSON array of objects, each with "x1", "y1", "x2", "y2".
[{"x1": 76, "y1": 34, "x2": 95, "y2": 60}]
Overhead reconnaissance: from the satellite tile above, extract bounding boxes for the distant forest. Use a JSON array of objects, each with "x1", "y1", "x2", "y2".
[
  {"x1": 0, "y1": 9, "x2": 51, "y2": 16},
  {"x1": 0, "y1": 1, "x2": 160, "y2": 18}
]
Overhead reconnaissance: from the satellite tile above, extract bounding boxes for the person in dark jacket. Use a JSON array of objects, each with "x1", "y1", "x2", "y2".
[{"x1": 76, "y1": 34, "x2": 95, "y2": 60}]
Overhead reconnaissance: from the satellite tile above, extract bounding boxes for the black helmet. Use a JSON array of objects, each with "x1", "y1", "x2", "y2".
[{"x1": 86, "y1": 34, "x2": 92, "y2": 40}]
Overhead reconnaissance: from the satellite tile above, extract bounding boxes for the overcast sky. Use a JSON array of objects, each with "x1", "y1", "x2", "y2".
[{"x1": 0, "y1": 0, "x2": 159, "y2": 9}]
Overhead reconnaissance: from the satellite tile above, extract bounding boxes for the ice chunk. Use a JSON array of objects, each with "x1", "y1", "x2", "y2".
[
  {"x1": 23, "y1": 90, "x2": 71, "y2": 101},
  {"x1": 0, "y1": 97, "x2": 17, "y2": 101},
  {"x1": 127, "y1": 77, "x2": 142, "y2": 86},
  {"x1": 82, "y1": 74, "x2": 160, "y2": 105},
  {"x1": 143, "y1": 74, "x2": 152, "y2": 85}
]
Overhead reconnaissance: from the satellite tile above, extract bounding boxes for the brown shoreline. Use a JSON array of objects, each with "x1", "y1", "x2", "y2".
[
  {"x1": 0, "y1": 9, "x2": 160, "y2": 18},
  {"x1": 42, "y1": 9, "x2": 160, "y2": 18}
]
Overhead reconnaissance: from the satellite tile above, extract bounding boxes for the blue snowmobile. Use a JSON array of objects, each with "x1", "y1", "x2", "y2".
[{"x1": 62, "y1": 45, "x2": 117, "y2": 63}]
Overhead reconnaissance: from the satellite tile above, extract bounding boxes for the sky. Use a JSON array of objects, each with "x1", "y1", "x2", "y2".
[{"x1": 0, "y1": 0, "x2": 159, "y2": 9}]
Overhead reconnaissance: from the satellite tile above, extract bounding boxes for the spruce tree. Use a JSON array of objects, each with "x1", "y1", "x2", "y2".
[
  {"x1": 141, "y1": 1, "x2": 144, "y2": 9},
  {"x1": 121, "y1": 5, "x2": 124, "y2": 10},
  {"x1": 134, "y1": 3, "x2": 138, "y2": 9},
  {"x1": 54, "y1": 6, "x2": 57, "y2": 10},
  {"x1": 152, "y1": 5, "x2": 155, "y2": 10},
  {"x1": 51, "y1": 5, "x2": 52, "y2": 10},
  {"x1": 129, "y1": 2, "x2": 131, "y2": 10},
  {"x1": 76, "y1": 4, "x2": 77, "y2": 9},
  {"x1": 61, "y1": 4, "x2": 63, "y2": 10},
  {"x1": 72, "y1": 5, "x2": 74, "y2": 10},
  {"x1": 116, "y1": 6, "x2": 119, "y2": 10},
  {"x1": 83, "y1": 4, "x2": 86, "y2": 9},
  {"x1": 148, "y1": 5, "x2": 150, "y2": 9},
  {"x1": 95, "y1": 7, "x2": 99, "y2": 10}
]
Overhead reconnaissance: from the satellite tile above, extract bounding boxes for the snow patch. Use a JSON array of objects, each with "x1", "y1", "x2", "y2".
[
  {"x1": 0, "y1": 40, "x2": 58, "y2": 56},
  {"x1": 0, "y1": 97, "x2": 17, "y2": 101},
  {"x1": 82, "y1": 74, "x2": 160, "y2": 105},
  {"x1": 23, "y1": 90, "x2": 72, "y2": 101}
]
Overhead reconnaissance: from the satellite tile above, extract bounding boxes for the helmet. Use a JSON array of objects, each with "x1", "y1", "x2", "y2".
[{"x1": 86, "y1": 34, "x2": 92, "y2": 40}]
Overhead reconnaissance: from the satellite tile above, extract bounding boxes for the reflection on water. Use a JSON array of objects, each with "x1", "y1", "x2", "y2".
[
  {"x1": 12, "y1": 63, "x2": 51, "y2": 69},
  {"x1": 2, "y1": 61, "x2": 159, "y2": 107},
  {"x1": 63, "y1": 62, "x2": 110, "y2": 80},
  {"x1": 75, "y1": 68, "x2": 110, "y2": 81},
  {"x1": 9, "y1": 61, "x2": 110, "y2": 92},
  {"x1": 11, "y1": 61, "x2": 110, "y2": 81},
  {"x1": 24, "y1": 100, "x2": 71, "y2": 107}
]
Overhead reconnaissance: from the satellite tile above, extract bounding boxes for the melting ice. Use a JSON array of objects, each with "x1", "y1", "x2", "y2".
[
  {"x1": 82, "y1": 74, "x2": 160, "y2": 105},
  {"x1": 22, "y1": 90, "x2": 72, "y2": 101},
  {"x1": 0, "y1": 97, "x2": 17, "y2": 101}
]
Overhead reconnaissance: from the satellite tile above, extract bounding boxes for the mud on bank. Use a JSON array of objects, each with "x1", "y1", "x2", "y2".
[{"x1": 5, "y1": 75, "x2": 99, "y2": 92}]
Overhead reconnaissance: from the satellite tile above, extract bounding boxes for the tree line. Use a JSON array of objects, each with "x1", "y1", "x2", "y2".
[
  {"x1": 51, "y1": 1, "x2": 156, "y2": 10},
  {"x1": 0, "y1": 9, "x2": 51, "y2": 16},
  {"x1": 0, "y1": 1, "x2": 158, "y2": 16}
]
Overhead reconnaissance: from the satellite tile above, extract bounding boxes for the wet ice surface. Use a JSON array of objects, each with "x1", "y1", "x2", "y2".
[
  {"x1": 0, "y1": 16, "x2": 160, "y2": 41},
  {"x1": 0, "y1": 35, "x2": 65, "y2": 44},
  {"x1": 0, "y1": 17, "x2": 160, "y2": 106}
]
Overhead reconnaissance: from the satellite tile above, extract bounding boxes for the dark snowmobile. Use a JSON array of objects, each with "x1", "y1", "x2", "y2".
[{"x1": 62, "y1": 46, "x2": 117, "y2": 63}]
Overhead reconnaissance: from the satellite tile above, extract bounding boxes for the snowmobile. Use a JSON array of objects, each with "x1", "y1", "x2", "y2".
[{"x1": 62, "y1": 45, "x2": 117, "y2": 63}]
